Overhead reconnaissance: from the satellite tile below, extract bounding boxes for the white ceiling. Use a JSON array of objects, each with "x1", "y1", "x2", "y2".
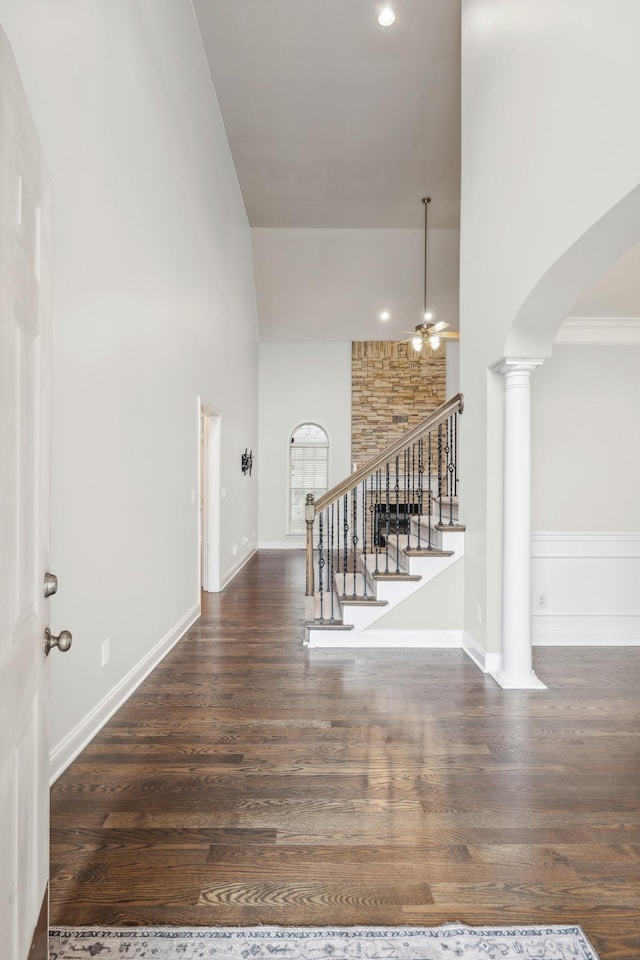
[
  {"x1": 193, "y1": 0, "x2": 461, "y2": 230},
  {"x1": 193, "y1": 1, "x2": 639, "y2": 341}
]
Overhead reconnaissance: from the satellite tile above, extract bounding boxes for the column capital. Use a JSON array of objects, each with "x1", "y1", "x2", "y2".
[{"x1": 491, "y1": 357, "x2": 545, "y2": 377}]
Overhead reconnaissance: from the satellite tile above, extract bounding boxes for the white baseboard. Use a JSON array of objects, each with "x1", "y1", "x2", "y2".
[
  {"x1": 358, "y1": 628, "x2": 463, "y2": 648},
  {"x1": 532, "y1": 615, "x2": 640, "y2": 645},
  {"x1": 49, "y1": 602, "x2": 201, "y2": 784},
  {"x1": 462, "y1": 631, "x2": 502, "y2": 673},
  {"x1": 307, "y1": 628, "x2": 463, "y2": 649},
  {"x1": 258, "y1": 540, "x2": 304, "y2": 550},
  {"x1": 221, "y1": 548, "x2": 258, "y2": 589}
]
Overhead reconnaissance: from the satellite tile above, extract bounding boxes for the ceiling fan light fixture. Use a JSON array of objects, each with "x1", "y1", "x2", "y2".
[
  {"x1": 429, "y1": 335, "x2": 441, "y2": 350},
  {"x1": 423, "y1": 311, "x2": 433, "y2": 321},
  {"x1": 377, "y1": 6, "x2": 396, "y2": 27},
  {"x1": 411, "y1": 335, "x2": 424, "y2": 352}
]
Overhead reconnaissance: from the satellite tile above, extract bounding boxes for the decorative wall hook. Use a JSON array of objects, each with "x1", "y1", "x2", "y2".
[{"x1": 241, "y1": 449, "x2": 253, "y2": 476}]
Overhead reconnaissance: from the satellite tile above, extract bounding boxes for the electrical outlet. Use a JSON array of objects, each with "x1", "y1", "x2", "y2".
[
  {"x1": 535, "y1": 593, "x2": 547, "y2": 609},
  {"x1": 101, "y1": 637, "x2": 111, "y2": 666}
]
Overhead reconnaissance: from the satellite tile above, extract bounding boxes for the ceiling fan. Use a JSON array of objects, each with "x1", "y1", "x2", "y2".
[{"x1": 395, "y1": 197, "x2": 460, "y2": 352}]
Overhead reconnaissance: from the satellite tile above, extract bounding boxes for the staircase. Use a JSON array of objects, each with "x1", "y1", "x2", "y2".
[{"x1": 304, "y1": 394, "x2": 464, "y2": 647}]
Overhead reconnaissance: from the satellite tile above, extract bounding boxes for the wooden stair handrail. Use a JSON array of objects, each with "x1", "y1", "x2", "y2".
[{"x1": 313, "y1": 393, "x2": 463, "y2": 515}]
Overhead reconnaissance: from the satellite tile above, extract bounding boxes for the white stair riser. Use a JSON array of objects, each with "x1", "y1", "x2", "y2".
[
  {"x1": 402, "y1": 552, "x2": 459, "y2": 579},
  {"x1": 307, "y1": 555, "x2": 464, "y2": 650}
]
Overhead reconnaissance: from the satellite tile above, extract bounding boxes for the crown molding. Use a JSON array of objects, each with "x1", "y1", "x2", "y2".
[{"x1": 556, "y1": 317, "x2": 640, "y2": 345}]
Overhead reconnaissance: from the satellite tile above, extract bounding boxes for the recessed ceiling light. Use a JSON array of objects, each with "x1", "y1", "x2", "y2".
[
  {"x1": 379, "y1": 310, "x2": 391, "y2": 322},
  {"x1": 377, "y1": 7, "x2": 396, "y2": 27}
]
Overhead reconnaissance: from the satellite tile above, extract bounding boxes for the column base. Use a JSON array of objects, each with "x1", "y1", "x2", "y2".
[{"x1": 490, "y1": 669, "x2": 547, "y2": 690}]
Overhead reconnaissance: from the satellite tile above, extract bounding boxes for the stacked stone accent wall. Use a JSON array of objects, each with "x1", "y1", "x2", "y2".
[{"x1": 351, "y1": 341, "x2": 446, "y2": 467}]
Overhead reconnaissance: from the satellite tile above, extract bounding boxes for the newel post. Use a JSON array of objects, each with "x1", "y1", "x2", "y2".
[{"x1": 304, "y1": 493, "x2": 316, "y2": 622}]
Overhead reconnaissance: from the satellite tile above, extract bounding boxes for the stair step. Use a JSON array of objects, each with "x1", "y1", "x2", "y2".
[
  {"x1": 308, "y1": 591, "x2": 345, "y2": 625},
  {"x1": 333, "y1": 572, "x2": 387, "y2": 605},
  {"x1": 404, "y1": 544, "x2": 454, "y2": 557},
  {"x1": 410, "y1": 515, "x2": 465, "y2": 540},
  {"x1": 306, "y1": 620, "x2": 354, "y2": 632},
  {"x1": 361, "y1": 553, "x2": 421, "y2": 582},
  {"x1": 385, "y1": 533, "x2": 453, "y2": 559}
]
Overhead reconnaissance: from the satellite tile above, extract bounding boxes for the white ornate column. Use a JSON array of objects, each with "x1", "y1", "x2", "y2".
[{"x1": 493, "y1": 358, "x2": 546, "y2": 690}]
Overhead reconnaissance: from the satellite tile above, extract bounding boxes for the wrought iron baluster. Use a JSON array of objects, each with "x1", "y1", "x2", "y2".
[
  {"x1": 405, "y1": 447, "x2": 411, "y2": 549},
  {"x1": 454, "y1": 412, "x2": 459, "y2": 497},
  {"x1": 385, "y1": 463, "x2": 391, "y2": 573},
  {"x1": 412, "y1": 441, "x2": 416, "y2": 547},
  {"x1": 394, "y1": 455, "x2": 400, "y2": 572},
  {"x1": 416, "y1": 438, "x2": 424, "y2": 550},
  {"x1": 351, "y1": 490, "x2": 359, "y2": 598},
  {"x1": 368, "y1": 474, "x2": 376, "y2": 583},
  {"x1": 438, "y1": 423, "x2": 443, "y2": 526},
  {"x1": 448, "y1": 415, "x2": 455, "y2": 525},
  {"x1": 317, "y1": 512, "x2": 325, "y2": 622},
  {"x1": 362, "y1": 480, "x2": 368, "y2": 599},
  {"x1": 374, "y1": 469, "x2": 381, "y2": 575},
  {"x1": 329, "y1": 505, "x2": 335, "y2": 622},
  {"x1": 427, "y1": 429, "x2": 433, "y2": 550},
  {"x1": 342, "y1": 493, "x2": 348, "y2": 598},
  {"x1": 446, "y1": 418, "x2": 451, "y2": 498},
  {"x1": 336, "y1": 498, "x2": 341, "y2": 575}
]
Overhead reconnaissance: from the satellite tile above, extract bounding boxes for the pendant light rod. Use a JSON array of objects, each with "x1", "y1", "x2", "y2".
[{"x1": 422, "y1": 196, "x2": 431, "y2": 320}]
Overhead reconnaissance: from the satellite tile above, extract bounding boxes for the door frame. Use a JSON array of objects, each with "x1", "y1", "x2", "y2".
[{"x1": 198, "y1": 399, "x2": 221, "y2": 593}]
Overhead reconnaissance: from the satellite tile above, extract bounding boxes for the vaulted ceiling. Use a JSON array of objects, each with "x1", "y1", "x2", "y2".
[
  {"x1": 193, "y1": 1, "x2": 640, "y2": 340},
  {"x1": 193, "y1": 0, "x2": 461, "y2": 230}
]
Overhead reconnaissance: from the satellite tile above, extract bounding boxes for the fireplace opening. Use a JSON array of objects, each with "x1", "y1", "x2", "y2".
[{"x1": 373, "y1": 502, "x2": 420, "y2": 546}]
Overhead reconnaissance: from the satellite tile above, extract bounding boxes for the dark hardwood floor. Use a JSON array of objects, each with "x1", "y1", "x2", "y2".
[{"x1": 50, "y1": 550, "x2": 640, "y2": 958}]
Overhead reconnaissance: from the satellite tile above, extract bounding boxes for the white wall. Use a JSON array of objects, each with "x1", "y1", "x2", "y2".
[
  {"x1": 529, "y1": 344, "x2": 640, "y2": 646},
  {"x1": 446, "y1": 341, "x2": 460, "y2": 397},
  {"x1": 252, "y1": 227, "x2": 460, "y2": 342},
  {"x1": 368, "y1": 559, "x2": 464, "y2": 631},
  {"x1": 460, "y1": 0, "x2": 640, "y2": 654},
  {"x1": 0, "y1": 0, "x2": 259, "y2": 774},
  {"x1": 532, "y1": 345, "x2": 640, "y2": 531},
  {"x1": 258, "y1": 342, "x2": 352, "y2": 546}
]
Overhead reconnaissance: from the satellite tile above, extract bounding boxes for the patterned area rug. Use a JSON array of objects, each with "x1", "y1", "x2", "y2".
[{"x1": 49, "y1": 924, "x2": 600, "y2": 959}]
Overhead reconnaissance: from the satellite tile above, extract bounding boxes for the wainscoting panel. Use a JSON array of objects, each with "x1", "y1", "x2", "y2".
[{"x1": 531, "y1": 532, "x2": 640, "y2": 645}]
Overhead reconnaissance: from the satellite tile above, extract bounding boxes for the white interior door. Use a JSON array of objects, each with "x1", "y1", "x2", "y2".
[
  {"x1": 0, "y1": 27, "x2": 54, "y2": 960},
  {"x1": 199, "y1": 401, "x2": 221, "y2": 593},
  {"x1": 200, "y1": 413, "x2": 208, "y2": 589}
]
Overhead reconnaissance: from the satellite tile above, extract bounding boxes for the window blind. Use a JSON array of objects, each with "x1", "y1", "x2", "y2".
[{"x1": 289, "y1": 444, "x2": 328, "y2": 535}]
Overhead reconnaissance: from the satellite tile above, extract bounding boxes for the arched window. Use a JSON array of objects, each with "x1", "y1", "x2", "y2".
[{"x1": 288, "y1": 423, "x2": 329, "y2": 535}]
